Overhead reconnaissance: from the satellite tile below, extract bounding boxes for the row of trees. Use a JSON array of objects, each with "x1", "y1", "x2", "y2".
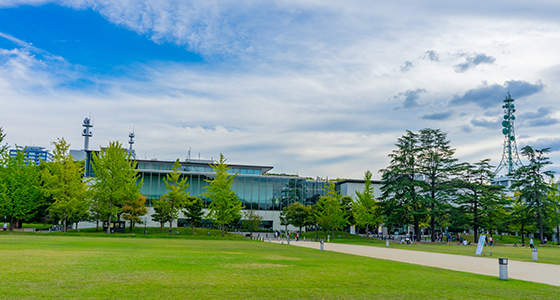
[
  {"x1": 379, "y1": 128, "x2": 558, "y2": 244},
  {"x1": 0, "y1": 127, "x2": 246, "y2": 235}
]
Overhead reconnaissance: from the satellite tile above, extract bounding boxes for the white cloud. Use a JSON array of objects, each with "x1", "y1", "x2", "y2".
[{"x1": 1, "y1": 1, "x2": 560, "y2": 178}]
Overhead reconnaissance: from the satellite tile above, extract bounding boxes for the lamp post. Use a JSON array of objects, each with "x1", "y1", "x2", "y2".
[{"x1": 144, "y1": 217, "x2": 147, "y2": 235}]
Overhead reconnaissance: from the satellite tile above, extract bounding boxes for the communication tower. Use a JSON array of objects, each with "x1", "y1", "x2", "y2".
[
  {"x1": 82, "y1": 117, "x2": 93, "y2": 151},
  {"x1": 128, "y1": 131, "x2": 136, "y2": 159},
  {"x1": 494, "y1": 93, "x2": 523, "y2": 177}
]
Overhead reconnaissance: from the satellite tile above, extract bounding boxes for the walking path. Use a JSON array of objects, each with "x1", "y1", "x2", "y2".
[{"x1": 273, "y1": 240, "x2": 560, "y2": 286}]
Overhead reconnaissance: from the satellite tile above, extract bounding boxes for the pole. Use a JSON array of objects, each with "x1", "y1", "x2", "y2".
[{"x1": 144, "y1": 217, "x2": 147, "y2": 234}]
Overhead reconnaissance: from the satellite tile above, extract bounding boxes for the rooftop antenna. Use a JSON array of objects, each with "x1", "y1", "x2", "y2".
[
  {"x1": 82, "y1": 115, "x2": 93, "y2": 151},
  {"x1": 495, "y1": 92, "x2": 523, "y2": 176},
  {"x1": 128, "y1": 128, "x2": 136, "y2": 159}
]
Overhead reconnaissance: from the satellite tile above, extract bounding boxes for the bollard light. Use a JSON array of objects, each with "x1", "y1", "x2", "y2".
[
  {"x1": 532, "y1": 248, "x2": 538, "y2": 261},
  {"x1": 499, "y1": 258, "x2": 508, "y2": 281},
  {"x1": 320, "y1": 240, "x2": 324, "y2": 251},
  {"x1": 386, "y1": 241, "x2": 389, "y2": 247}
]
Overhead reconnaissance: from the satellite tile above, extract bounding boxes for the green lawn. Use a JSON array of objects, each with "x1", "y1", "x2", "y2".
[
  {"x1": 298, "y1": 231, "x2": 560, "y2": 265},
  {"x1": 0, "y1": 235, "x2": 559, "y2": 299}
]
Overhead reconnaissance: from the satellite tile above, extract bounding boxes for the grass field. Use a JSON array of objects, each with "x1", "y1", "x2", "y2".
[{"x1": 1, "y1": 234, "x2": 560, "y2": 299}]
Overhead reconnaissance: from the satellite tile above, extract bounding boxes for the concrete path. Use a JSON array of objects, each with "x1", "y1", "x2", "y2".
[{"x1": 273, "y1": 240, "x2": 560, "y2": 286}]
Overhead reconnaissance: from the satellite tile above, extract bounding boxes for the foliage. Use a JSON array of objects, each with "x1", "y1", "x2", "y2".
[
  {"x1": 353, "y1": 170, "x2": 381, "y2": 239},
  {"x1": 379, "y1": 130, "x2": 425, "y2": 238},
  {"x1": 122, "y1": 194, "x2": 148, "y2": 232},
  {"x1": 545, "y1": 181, "x2": 560, "y2": 244},
  {"x1": 91, "y1": 141, "x2": 141, "y2": 234},
  {"x1": 151, "y1": 199, "x2": 172, "y2": 233},
  {"x1": 511, "y1": 146, "x2": 555, "y2": 244},
  {"x1": 453, "y1": 159, "x2": 504, "y2": 241},
  {"x1": 183, "y1": 196, "x2": 204, "y2": 234},
  {"x1": 42, "y1": 138, "x2": 90, "y2": 233},
  {"x1": 283, "y1": 202, "x2": 310, "y2": 236},
  {"x1": 314, "y1": 181, "x2": 348, "y2": 239},
  {"x1": 242, "y1": 209, "x2": 263, "y2": 238},
  {"x1": 0, "y1": 148, "x2": 44, "y2": 230},
  {"x1": 417, "y1": 128, "x2": 458, "y2": 241},
  {"x1": 203, "y1": 153, "x2": 244, "y2": 237},
  {"x1": 160, "y1": 159, "x2": 191, "y2": 235}
]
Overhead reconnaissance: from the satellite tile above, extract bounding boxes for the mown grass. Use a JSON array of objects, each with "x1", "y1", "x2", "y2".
[{"x1": 0, "y1": 235, "x2": 559, "y2": 299}]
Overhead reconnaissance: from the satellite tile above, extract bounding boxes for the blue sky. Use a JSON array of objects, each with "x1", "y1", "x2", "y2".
[{"x1": 1, "y1": 1, "x2": 560, "y2": 178}]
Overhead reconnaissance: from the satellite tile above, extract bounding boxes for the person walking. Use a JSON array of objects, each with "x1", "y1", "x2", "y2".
[
  {"x1": 3, "y1": 223, "x2": 6, "y2": 231},
  {"x1": 530, "y1": 238, "x2": 534, "y2": 248}
]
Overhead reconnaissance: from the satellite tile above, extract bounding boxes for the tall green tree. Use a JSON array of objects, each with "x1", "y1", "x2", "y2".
[
  {"x1": 160, "y1": 159, "x2": 191, "y2": 235},
  {"x1": 42, "y1": 138, "x2": 90, "y2": 233},
  {"x1": 284, "y1": 202, "x2": 310, "y2": 237},
  {"x1": 183, "y1": 196, "x2": 204, "y2": 234},
  {"x1": 91, "y1": 141, "x2": 141, "y2": 234},
  {"x1": 203, "y1": 153, "x2": 243, "y2": 237},
  {"x1": 353, "y1": 170, "x2": 381, "y2": 239},
  {"x1": 122, "y1": 194, "x2": 148, "y2": 232},
  {"x1": 511, "y1": 146, "x2": 555, "y2": 244},
  {"x1": 0, "y1": 148, "x2": 43, "y2": 230},
  {"x1": 380, "y1": 130, "x2": 425, "y2": 239},
  {"x1": 314, "y1": 181, "x2": 348, "y2": 239},
  {"x1": 418, "y1": 128, "x2": 458, "y2": 242},
  {"x1": 454, "y1": 159, "x2": 504, "y2": 242}
]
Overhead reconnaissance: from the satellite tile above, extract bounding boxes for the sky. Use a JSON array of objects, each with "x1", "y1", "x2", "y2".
[{"x1": 1, "y1": 0, "x2": 560, "y2": 179}]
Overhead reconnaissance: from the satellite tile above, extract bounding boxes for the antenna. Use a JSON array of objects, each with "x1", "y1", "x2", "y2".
[
  {"x1": 128, "y1": 128, "x2": 136, "y2": 159},
  {"x1": 495, "y1": 92, "x2": 523, "y2": 176},
  {"x1": 82, "y1": 116, "x2": 93, "y2": 151}
]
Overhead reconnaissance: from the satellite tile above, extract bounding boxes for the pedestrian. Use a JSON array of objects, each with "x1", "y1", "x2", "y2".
[
  {"x1": 3, "y1": 222, "x2": 6, "y2": 231},
  {"x1": 405, "y1": 234, "x2": 410, "y2": 244},
  {"x1": 544, "y1": 237, "x2": 547, "y2": 244},
  {"x1": 530, "y1": 238, "x2": 534, "y2": 248},
  {"x1": 488, "y1": 235, "x2": 493, "y2": 246},
  {"x1": 447, "y1": 233, "x2": 451, "y2": 244}
]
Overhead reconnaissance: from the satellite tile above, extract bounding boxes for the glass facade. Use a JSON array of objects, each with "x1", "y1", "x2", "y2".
[
  {"x1": 136, "y1": 159, "x2": 327, "y2": 210},
  {"x1": 9, "y1": 146, "x2": 54, "y2": 165}
]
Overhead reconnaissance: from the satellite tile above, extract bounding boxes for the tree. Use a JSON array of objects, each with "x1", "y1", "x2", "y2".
[
  {"x1": 243, "y1": 209, "x2": 263, "y2": 239},
  {"x1": 151, "y1": 199, "x2": 172, "y2": 233},
  {"x1": 453, "y1": 159, "x2": 504, "y2": 242},
  {"x1": 379, "y1": 130, "x2": 426, "y2": 239},
  {"x1": 42, "y1": 138, "x2": 90, "y2": 233},
  {"x1": 511, "y1": 146, "x2": 555, "y2": 244},
  {"x1": 122, "y1": 194, "x2": 148, "y2": 232},
  {"x1": 509, "y1": 196, "x2": 535, "y2": 245},
  {"x1": 546, "y1": 181, "x2": 560, "y2": 244},
  {"x1": 183, "y1": 196, "x2": 204, "y2": 234},
  {"x1": 279, "y1": 208, "x2": 289, "y2": 237},
  {"x1": 314, "y1": 181, "x2": 348, "y2": 239},
  {"x1": 284, "y1": 202, "x2": 310, "y2": 237},
  {"x1": 418, "y1": 128, "x2": 458, "y2": 242},
  {"x1": 203, "y1": 153, "x2": 243, "y2": 237},
  {"x1": 353, "y1": 170, "x2": 381, "y2": 239},
  {"x1": 0, "y1": 148, "x2": 44, "y2": 231},
  {"x1": 160, "y1": 159, "x2": 191, "y2": 235},
  {"x1": 91, "y1": 141, "x2": 141, "y2": 234}
]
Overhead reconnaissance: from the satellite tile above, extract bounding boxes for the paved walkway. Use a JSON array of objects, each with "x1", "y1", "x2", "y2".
[{"x1": 272, "y1": 240, "x2": 560, "y2": 286}]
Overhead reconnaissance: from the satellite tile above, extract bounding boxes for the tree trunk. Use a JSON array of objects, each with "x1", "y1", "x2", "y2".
[
  {"x1": 413, "y1": 215, "x2": 420, "y2": 242},
  {"x1": 366, "y1": 225, "x2": 369, "y2": 239},
  {"x1": 474, "y1": 198, "x2": 479, "y2": 243},
  {"x1": 168, "y1": 201, "x2": 174, "y2": 236},
  {"x1": 9, "y1": 217, "x2": 14, "y2": 231},
  {"x1": 160, "y1": 222, "x2": 164, "y2": 233},
  {"x1": 106, "y1": 201, "x2": 113, "y2": 234},
  {"x1": 221, "y1": 224, "x2": 225, "y2": 237},
  {"x1": 537, "y1": 204, "x2": 544, "y2": 244},
  {"x1": 521, "y1": 223, "x2": 525, "y2": 245},
  {"x1": 130, "y1": 220, "x2": 133, "y2": 232},
  {"x1": 63, "y1": 217, "x2": 67, "y2": 233},
  {"x1": 75, "y1": 221, "x2": 79, "y2": 230},
  {"x1": 192, "y1": 222, "x2": 195, "y2": 234},
  {"x1": 430, "y1": 203, "x2": 436, "y2": 242},
  {"x1": 96, "y1": 218, "x2": 99, "y2": 232}
]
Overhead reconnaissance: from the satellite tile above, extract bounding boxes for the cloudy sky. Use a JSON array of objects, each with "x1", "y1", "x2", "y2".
[{"x1": 1, "y1": 1, "x2": 559, "y2": 179}]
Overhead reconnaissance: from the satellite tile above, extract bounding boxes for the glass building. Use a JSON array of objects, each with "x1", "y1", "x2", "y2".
[{"x1": 136, "y1": 158, "x2": 327, "y2": 211}]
